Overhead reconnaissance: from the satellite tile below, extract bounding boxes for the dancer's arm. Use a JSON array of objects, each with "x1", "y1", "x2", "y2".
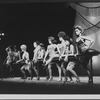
[
  {"x1": 43, "y1": 46, "x2": 49, "y2": 62},
  {"x1": 68, "y1": 45, "x2": 75, "y2": 56},
  {"x1": 81, "y1": 36, "x2": 94, "y2": 48},
  {"x1": 33, "y1": 46, "x2": 40, "y2": 61}
]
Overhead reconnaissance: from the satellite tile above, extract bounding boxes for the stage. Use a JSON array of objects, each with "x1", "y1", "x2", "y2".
[{"x1": 0, "y1": 76, "x2": 100, "y2": 94}]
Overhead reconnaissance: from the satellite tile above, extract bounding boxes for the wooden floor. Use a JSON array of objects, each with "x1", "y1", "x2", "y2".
[{"x1": 0, "y1": 76, "x2": 100, "y2": 94}]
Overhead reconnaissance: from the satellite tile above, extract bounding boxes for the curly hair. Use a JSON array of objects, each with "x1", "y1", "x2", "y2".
[
  {"x1": 48, "y1": 36, "x2": 57, "y2": 44},
  {"x1": 20, "y1": 44, "x2": 27, "y2": 50},
  {"x1": 58, "y1": 31, "x2": 69, "y2": 40},
  {"x1": 58, "y1": 31, "x2": 66, "y2": 38},
  {"x1": 40, "y1": 43, "x2": 44, "y2": 47},
  {"x1": 74, "y1": 25, "x2": 84, "y2": 33}
]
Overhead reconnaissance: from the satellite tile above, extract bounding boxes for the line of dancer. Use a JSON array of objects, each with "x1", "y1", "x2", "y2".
[{"x1": 3, "y1": 25, "x2": 100, "y2": 84}]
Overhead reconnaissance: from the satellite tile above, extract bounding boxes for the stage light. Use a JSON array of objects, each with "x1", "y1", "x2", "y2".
[{"x1": 2, "y1": 33, "x2": 4, "y2": 36}]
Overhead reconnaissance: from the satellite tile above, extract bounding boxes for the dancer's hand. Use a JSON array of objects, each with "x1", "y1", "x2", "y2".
[
  {"x1": 43, "y1": 59, "x2": 46, "y2": 63},
  {"x1": 74, "y1": 54, "x2": 78, "y2": 57},
  {"x1": 64, "y1": 55, "x2": 68, "y2": 62}
]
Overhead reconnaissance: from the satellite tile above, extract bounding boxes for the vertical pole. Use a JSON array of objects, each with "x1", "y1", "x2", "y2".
[{"x1": 90, "y1": 57, "x2": 93, "y2": 84}]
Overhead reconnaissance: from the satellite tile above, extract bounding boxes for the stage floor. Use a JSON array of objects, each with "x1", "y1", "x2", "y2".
[{"x1": 0, "y1": 76, "x2": 100, "y2": 94}]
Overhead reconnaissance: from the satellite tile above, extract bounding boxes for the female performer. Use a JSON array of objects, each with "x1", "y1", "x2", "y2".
[
  {"x1": 4, "y1": 46, "x2": 15, "y2": 78},
  {"x1": 57, "y1": 31, "x2": 69, "y2": 82},
  {"x1": 43, "y1": 36, "x2": 62, "y2": 81},
  {"x1": 13, "y1": 45, "x2": 21, "y2": 63},
  {"x1": 5, "y1": 46, "x2": 13, "y2": 66},
  {"x1": 16, "y1": 44, "x2": 32, "y2": 79},
  {"x1": 75, "y1": 25, "x2": 94, "y2": 53},
  {"x1": 74, "y1": 25, "x2": 94, "y2": 83},
  {"x1": 66, "y1": 38, "x2": 80, "y2": 83},
  {"x1": 32, "y1": 41, "x2": 45, "y2": 80}
]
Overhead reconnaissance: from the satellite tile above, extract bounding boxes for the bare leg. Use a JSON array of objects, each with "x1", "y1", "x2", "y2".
[
  {"x1": 33, "y1": 66, "x2": 39, "y2": 80},
  {"x1": 68, "y1": 71, "x2": 73, "y2": 81},
  {"x1": 61, "y1": 62, "x2": 67, "y2": 82},
  {"x1": 27, "y1": 67, "x2": 33, "y2": 80},
  {"x1": 84, "y1": 66, "x2": 92, "y2": 83},
  {"x1": 48, "y1": 63, "x2": 53, "y2": 81},
  {"x1": 56, "y1": 63, "x2": 62, "y2": 81},
  {"x1": 46, "y1": 57, "x2": 53, "y2": 66},
  {"x1": 46, "y1": 54, "x2": 59, "y2": 65},
  {"x1": 20, "y1": 65, "x2": 27, "y2": 79},
  {"x1": 67, "y1": 62, "x2": 80, "y2": 82},
  {"x1": 46, "y1": 67, "x2": 49, "y2": 80}
]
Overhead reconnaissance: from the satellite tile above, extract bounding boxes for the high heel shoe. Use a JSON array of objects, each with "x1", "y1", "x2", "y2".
[
  {"x1": 48, "y1": 77, "x2": 53, "y2": 81},
  {"x1": 76, "y1": 79, "x2": 81, "y2": 83},
  {"x1": 57, "y1": 77, "x2": 62, "y2": 82}
]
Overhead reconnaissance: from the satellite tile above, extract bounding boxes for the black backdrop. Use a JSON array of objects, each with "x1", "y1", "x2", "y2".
[{"x1": 0, "y1": 2, "x2": 88, "y2": 77}]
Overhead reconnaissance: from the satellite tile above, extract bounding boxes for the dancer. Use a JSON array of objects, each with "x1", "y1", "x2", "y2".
[
  {"x1": 43, "y1": 36, "x2": 62, "y2": 81},
  {"x1": 16, "y1": 44, "x2": 32, "y2": 79},
  {"x1": 13, "y1": 45, "x2": 21, "y2": 63},
  {"x1": 32, "y1": 41, "x2": 45, "y2": 80},
  {"x1": 5, "y1": 46, "x2": 14, "y2": 71},
  {"x1": 57, "y1": 31, "x2": 69, "y2": 82},
  {"x1": 74, "y1": 25, "x2": 94, "y2": 83},
  {"x1": 4, "y1": 46, "x2": 15, "y2": 78},
  {"x1": 66, "y1": 38, "x2": 80, "y2": 83},
  {"x1": 75, "y1": 25, "x2": 94, "y2": 53}
]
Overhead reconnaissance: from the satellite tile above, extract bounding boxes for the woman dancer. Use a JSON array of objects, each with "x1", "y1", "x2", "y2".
[
  {"x1": 16, "y1": 44, "x2": 32, "y2": 79},
  {"x1": 5, "y1": 46, "x2": 14, "y2": 71},
  {"x1": 66, "y1": 38, "x2": 80, "y2": 83},
  {"x1": 13, "y1": 45, "x2": 21, "y2": 63},
  {"x1": 4, "y1": 46, "x2": 15, "y2": 78},
  {"x1": 32, "y1": 41, "x2": 45, "y2": 80},
  {"x1": 43, "y1": 36, "x2": 62, "y2": 81},
  {"x1": 57, "y1": 31, "x2": 69, "y2": 82},
  {"x1": 75, "y1": 25, "x2": 94, "y2": 53},
  {"x1": 74, "y1": 25, "x2": 94, "y2": 83}
]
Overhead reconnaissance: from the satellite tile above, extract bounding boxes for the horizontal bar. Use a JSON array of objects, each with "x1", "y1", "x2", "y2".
[{"x1": 0, "y1": 0, "x2": 99, "y2": 3}]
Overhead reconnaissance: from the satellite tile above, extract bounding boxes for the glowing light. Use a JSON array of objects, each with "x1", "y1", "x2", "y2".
[{"x1": 2, "y1": 33, "x2": 4, "y2": 36}]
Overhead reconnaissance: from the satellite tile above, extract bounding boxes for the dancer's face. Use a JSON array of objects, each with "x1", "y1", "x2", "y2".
[
  {"x1": 8, "y1": 48, "x2": 12, "y2": 52},
  {"x1": 21, "y1": 48, "x2": 25, "y2": 52},
  {"x1": 33, "y1": 42, "x2": 37, "y2": 48},
  {"x1": 48, "y1": 39, "x2": 52, "y2": 44},
  {"x1": 75, "y1": 29, "x2": 81, "y2": 36},
  {"x1": 59, "y1": 37, "x2": 63, "y2": 42}
]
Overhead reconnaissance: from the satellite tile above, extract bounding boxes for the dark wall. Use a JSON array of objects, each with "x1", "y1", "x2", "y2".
[
  {"x1": 0, "y1": 3, "x2": 85, "y2": 77},
  {"x1": 0, "y1": 3, "x2": 75, "y2": 59}
]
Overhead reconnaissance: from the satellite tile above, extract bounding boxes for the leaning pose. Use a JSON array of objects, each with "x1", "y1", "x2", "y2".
[
  {"x1": 43, "y1": 36, "x2": 62, "y2": 81},
  {"x1": 16, "y1": 44, "x2": 32, "y2": 79},
  {"x1": 57, "y1": 31, "x2": 69, "y2": 82},
  {"x1": 32, "y1": 41, "x2": 45, "y2": 80},
  {"x1": 74, "y1": 25, "x2": 94, "y2": 83},
  {"x1": 66, "y1": 38, "x2": 80, "y2": 83}
]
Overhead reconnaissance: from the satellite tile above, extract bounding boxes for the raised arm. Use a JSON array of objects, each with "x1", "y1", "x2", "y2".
[{"x1": 81, "y1": 36, "x2": 94, "y2": 48}]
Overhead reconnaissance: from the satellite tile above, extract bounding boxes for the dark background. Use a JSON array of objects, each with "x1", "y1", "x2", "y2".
[
  {"x1": 0, "y1": 2, "x2": 88, "y2": 77},
  {"x1": 0, "y1": 3, "x2": 75, "y2": 59}
]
